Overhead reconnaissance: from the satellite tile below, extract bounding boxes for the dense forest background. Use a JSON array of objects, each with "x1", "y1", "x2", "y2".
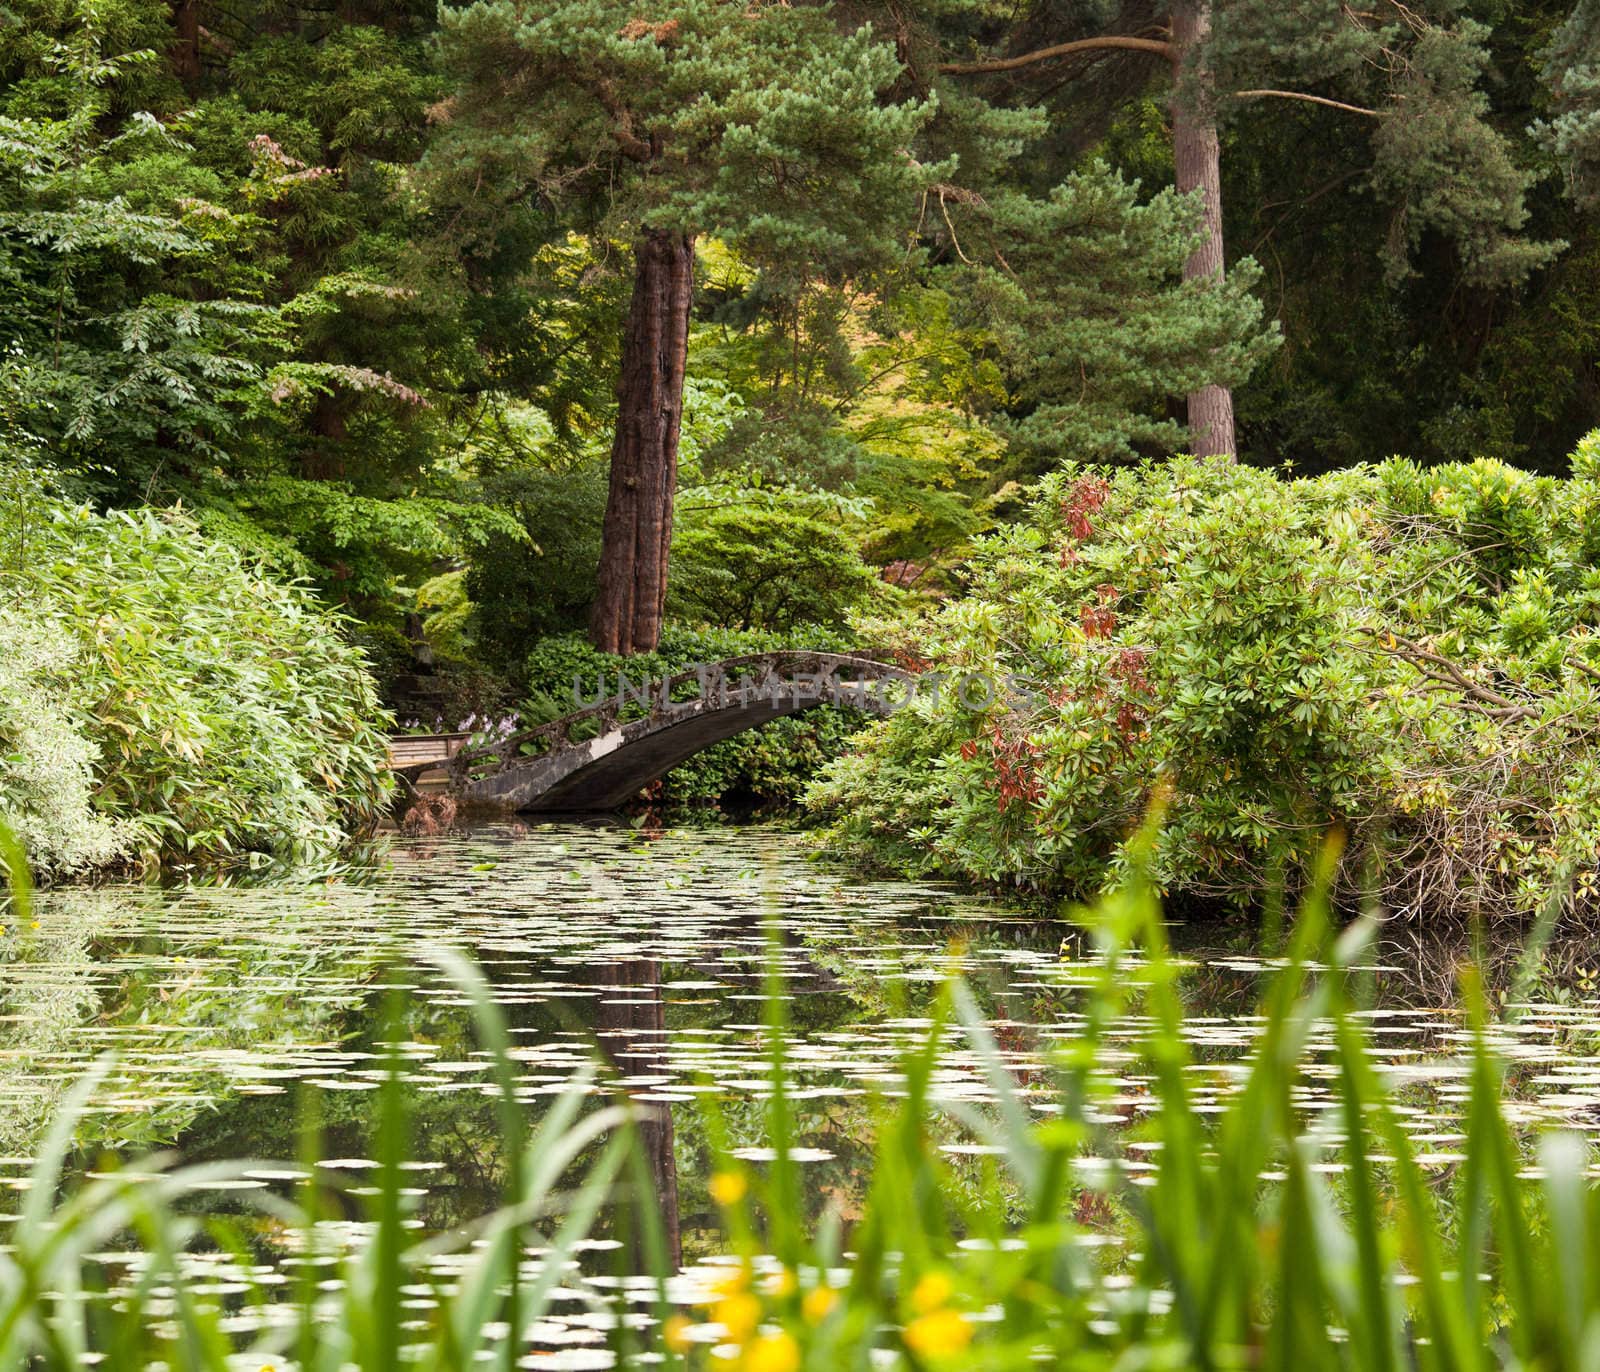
[{"x1": 3, "y1": 0, "x2": 1598, "y2": 712}]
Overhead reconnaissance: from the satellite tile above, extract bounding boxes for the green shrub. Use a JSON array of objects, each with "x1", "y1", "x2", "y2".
[
  {"x1": 347, "y1": 621, "x2": 418, "y2": 702},
  {"x1": 810, "y1": 438, "x2": 1600, "y2": 920},
  {"x1": 0, "y1": 469, "x2": 392, "y2": 877},
  {"x1": 473, "y1": 468, "x2": 893, "y2": 677},
  {"x1": 523, "y1": 626, "x2": 866, "y2": 808},
  {"x1": 391, "y1": 655, "x2": 516, "y2": 734},
  {"x1": 467, "y1": 457, "x2": 611, "y2": 673},
  {"x1": 415, "y1": 569, "x2": 475, "y2": 660},
  {"x1": 668, "y1": 487, "x2": 887, "y2": 632},
  {"x1": 0, "y1": 608, "x2": 129, "y2": 875}
]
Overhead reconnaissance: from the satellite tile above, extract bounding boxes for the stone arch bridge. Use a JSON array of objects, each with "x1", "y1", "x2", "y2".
[{"x1": 389, "y1": 651, "x2": 912, "y2": 812}]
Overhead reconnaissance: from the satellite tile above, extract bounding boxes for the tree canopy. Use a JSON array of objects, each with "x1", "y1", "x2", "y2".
[{"x1": 0, "y1": 0, "x2": 1595, "y2": 699}]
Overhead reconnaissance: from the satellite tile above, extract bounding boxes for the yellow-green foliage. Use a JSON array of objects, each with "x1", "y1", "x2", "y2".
[{"x1": 0, "y1": 468, "x2": 392, "y2": 878}]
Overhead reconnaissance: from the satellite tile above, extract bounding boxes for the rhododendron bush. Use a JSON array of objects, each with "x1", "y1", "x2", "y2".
[{"x1": 810, "y1": 436, "x2": 1600, "y2": 921}]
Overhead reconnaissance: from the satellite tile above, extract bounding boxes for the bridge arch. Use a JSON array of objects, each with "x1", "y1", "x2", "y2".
[{"x1": 396, "y1": 652, "x2": 912, "y2": 812}]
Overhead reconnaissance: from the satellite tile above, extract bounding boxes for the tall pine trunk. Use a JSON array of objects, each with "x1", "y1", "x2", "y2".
[
  {"x1": 1169, "y1": 0, "x2": 1235, "y2": 458},
  {"x1": 169, "y1": 0, "x2": 202, "y2": 94},
  {"x1": 590, "y1": 228, "x2": 694, "y2": 655}
]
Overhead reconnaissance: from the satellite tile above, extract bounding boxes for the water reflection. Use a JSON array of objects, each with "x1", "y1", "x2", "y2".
[
  {"x1": 2, "y1": 819, "x2": 1600, "y2": 1345},
  {"x1": 593, "y1": 959, "x2": 682, "y2": 1267}
]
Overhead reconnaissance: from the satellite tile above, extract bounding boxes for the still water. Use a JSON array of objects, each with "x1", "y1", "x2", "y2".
[{"x1": 4, "y1": 821, "x2": 1599, "y2": 1360}]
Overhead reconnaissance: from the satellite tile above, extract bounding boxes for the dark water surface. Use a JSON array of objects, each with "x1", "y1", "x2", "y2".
[{"x1": 4, "y1": 821, "x2": 1599, "y2": 1361}]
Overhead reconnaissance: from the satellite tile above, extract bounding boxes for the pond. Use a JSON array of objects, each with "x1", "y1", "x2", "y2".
[{"x1": 4, "y1": 820, "x2": 1599, "y2": 1363}]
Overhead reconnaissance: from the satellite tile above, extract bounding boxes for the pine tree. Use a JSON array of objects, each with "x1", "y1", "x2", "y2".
[
  {"x1": 934, "y1": 0, "x2": 1562, "y2": 457},
  {"x1": 435, "y1": 0, "x2": 934, "y2": 654},
  {"x1": 1543, "y1": 0, "x2": 1600, "y2": 211},
  {"x1": 955, "y1": 161, "x2": 1276, "y2": 467}
]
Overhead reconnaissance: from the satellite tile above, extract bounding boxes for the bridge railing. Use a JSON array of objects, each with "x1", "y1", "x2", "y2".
[{"x1": 392, "y1": 651, "x2": 911, "y2": 791}]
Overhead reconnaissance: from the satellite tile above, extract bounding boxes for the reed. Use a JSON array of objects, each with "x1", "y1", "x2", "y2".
[{"x1": 692, "y1": 854, "x2": 1594, "y2": 1370}]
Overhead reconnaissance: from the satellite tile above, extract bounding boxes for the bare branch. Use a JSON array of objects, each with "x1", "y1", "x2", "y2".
[
  {"x1": 1361, "y1": 629, "x2": 1539, "y2": 720},
  {"x1": 1230, "y1": 88, "x2": 1382, "y2": 118},
  {"x1": 939, "y1": 35, "x2": 1176, "y2": 77}
]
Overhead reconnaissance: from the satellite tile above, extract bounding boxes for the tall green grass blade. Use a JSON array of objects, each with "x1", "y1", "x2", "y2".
[
  {"x1": 1345, "y1": 1033, "x2": 1483, "y2": 1372},
  {"x1": 420, "y1": 946, "x2": 528, "y2": 1371},
  {"x1": 950, "y1": 981, "x2": 1042, "y2": 1195},
  {"x1": 366, "y1": 989, "x2": 407, "y2": 1372},
  {"x1": 296, "y1": 1082, "x2": 326, "y2": 1372},
  {"x1": 1542, "y1": 1131, "x2": 1588, "y2": 1368},
  {"x1": 1331, "y1": 1002, "x2": 1399, "y2": 1372},
  {"x1": 762, "y1": 912, "x2": 802, "y2": 1270}
]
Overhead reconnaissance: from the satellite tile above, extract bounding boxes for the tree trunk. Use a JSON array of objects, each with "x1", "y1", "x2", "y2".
[
  {"x1": 303, "y1": 391, "x2": 348, "y2": 480},
  {"x1": 590, "y1": 229, "x2": 694, "y2": 656},
  {"x1": 169, "y1": 0, "x2": 202, "y2": 93},
  {"x1": 1169, "y1": 0, "x2": 1235, "y2": 458}
]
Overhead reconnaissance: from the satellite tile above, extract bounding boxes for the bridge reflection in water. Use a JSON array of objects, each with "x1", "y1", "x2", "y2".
[{"x1": 391, "y1": 652, "x2": 911, "y2": 813}]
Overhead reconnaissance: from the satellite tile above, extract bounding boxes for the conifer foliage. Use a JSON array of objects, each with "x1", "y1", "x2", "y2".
[
  {"x1": 435, "y1": 0, "x2": 936, "y2": 653},
  {"x1": 929, "y1": 0, "x2": 1566, "y2": 456},
  {"x1": 1543, "y1": 0, "x2": 1600, "y2": 211}
]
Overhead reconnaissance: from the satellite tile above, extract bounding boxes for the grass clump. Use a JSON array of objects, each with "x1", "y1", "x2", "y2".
[{"x1": 688, "y1": 852, "x2": 1594, "y2": 1370}]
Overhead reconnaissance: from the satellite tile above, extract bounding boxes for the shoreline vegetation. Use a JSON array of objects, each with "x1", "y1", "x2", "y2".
[
  {"x1": 16, "y1": 439, "x2": 1600, "y2": 933},
  {"x1": 0, "y1": 467, "x2": 392, "y2": 883},
  {"x1": 808, "y1": 439, "x2": 1600, "y2": 924},
  {"x1": 0, "y1": 0, "x2": 1596, "y2": 918}
]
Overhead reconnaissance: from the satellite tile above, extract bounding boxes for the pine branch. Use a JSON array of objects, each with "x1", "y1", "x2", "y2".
[
  {"x1": 939, "y1": 35, "x2": 1176, "y2": 77},
  {"x1": 1230, "y1": 89, "x2": 1381, "y2": 118},
  {"x1": 592, "y1": 78, "x2": 652, "y2": 163}
]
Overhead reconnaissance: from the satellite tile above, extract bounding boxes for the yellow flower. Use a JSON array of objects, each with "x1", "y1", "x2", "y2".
[
  {"x1": 766, "y1": 1266, "x2": 797, "y2": 1298},
  {"x1": 801, "y1": 1285, "x2": 837, "y2": 1324},
  {"x1": 662, "y1": 1313, "x2": 694, "y2": 1354},
  {"x1": 713, "y1": 1292, "x2": 762, "y2": 1345},
  {"x1": 709, "y1": 1169, "x2": 748, "y2": 1206},
  {"x1": 742, "y1": 1330, "x2": 800, "y2": 1372},
  {"x1": 909, "y1": 1271, "x2": 955, "y2": 1316},
  {"x1": 903, "y1": 1307, "x2": 973, "y2": 1359}
]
